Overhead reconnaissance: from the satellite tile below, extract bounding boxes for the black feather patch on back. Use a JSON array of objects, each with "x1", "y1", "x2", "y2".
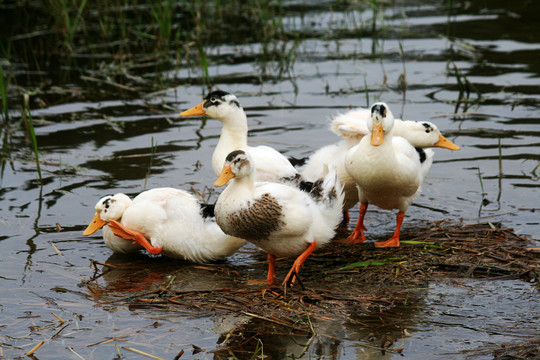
[
  {"x1": 415, "y1": 147, "x2": 426, "y2": 163},
  {"x1": 200, "y1": 203, "x2": 215, "y2": 219},
  {"x1": 288, "y1": 156, "x2": 308, "y2": 168},
  {"x1": 298, "y1": 180, "x2": 315, "y2": 193}
]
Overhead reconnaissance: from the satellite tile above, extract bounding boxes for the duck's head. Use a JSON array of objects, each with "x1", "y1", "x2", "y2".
[
  {"x1": 418, "y1": 121, "x2": 460, "y2": 150},
  {"x1": 82, "y1": 193, "x2": 132, "y2": 235},
  {"x1": 214, "y1": 150, "x2": 254, "y2": 187},
  {"x1": 369, "y1": 102, "x2": 395, "y2": 146},
  {"x1": 180, "y1": 90, "x2": 243, "y2": 122}
]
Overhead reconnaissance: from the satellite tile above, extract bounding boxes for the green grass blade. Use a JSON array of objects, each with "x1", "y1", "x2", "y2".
[
  {"x1": 0, "y1": 65, "x2": 8, "y2": 123},
  {"x1": 67, "y1": 0, "x2": 88, "y2": 45},
  {"x1": 143, "y1": 137, "x2": 158, "y2": 191},
  {"x1": 338, "y1": 260, "x2": 388, "y2": 271},
  {"x1": 23, "y1": 104, "x2": 42, "y2": 182},
  {"x1": 400, "y1": 240, "x2": 445, "y2": 249},
  {"x1": 198, "y1": 45, "x2": 210, "y2": 90}
]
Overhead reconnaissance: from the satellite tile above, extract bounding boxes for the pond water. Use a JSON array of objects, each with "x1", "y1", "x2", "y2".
[{"x1": 1, "y1": 0, "x2": 539, "y2": 359}]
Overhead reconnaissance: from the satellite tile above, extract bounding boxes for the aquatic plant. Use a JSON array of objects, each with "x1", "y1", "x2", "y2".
[
  {"x1": 151, "y1": 0, "x2": 174, "y2": 48},
  {"x1": 21, "y1": 94, "x2": 42, "y2": 182},
  {"x1": 47, "y1": 0, "x2": 89, "y2": 51},
  {"x1": 398, "y1": 41, "x2": 407, "y2": 97},
  {"x1": 476, "y1": 165, "x2": 489, "y2": 217},
  {"x1": 143, "y1": 137, "x2": 158, "y2": 191},
  {"x1": 0, "y1": 63, "x2": 9, "y2": 123}
]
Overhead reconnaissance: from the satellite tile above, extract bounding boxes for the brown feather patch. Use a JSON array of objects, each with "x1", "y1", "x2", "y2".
[{"x1": 218, "y1": 193, "x2": 284, "y2": 242}]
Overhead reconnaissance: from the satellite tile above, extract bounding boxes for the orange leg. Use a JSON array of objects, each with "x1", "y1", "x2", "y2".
[
  {"x1": 246, "y1": 253, "x2": 277, "y2": 286},
  {"x1": 344, "y1": 202, "x2": 368, "y2": 244},
  {"x1": 374, "y1": 211, "x2": 404, "y2": 248},
  {"x1": 282, "y1": 240, "x2": 317, "y2": 286},
  {"x1": 340, "y1": 210, "x2": 351, "y2": 226},
  {"x1": 267, "y1": 253, "x2": 277, "y2": 286},
  {"x1": 108, "y1": 220, "x2": 162, "y2": 255}
]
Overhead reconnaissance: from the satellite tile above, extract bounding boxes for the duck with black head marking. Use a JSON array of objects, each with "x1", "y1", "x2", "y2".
[
  {"x1": 299, "y1": 107, "x2": 460, "y2": 225},
  {"x1": 344, "y1": 102, "x2": 436, "y2": 247},
  {"x1": 213, "y1": 150, "x2": 344, "y2": 286},
  {"x1": 180, "y1": 90, "x2": 300, "y2": 183},
  {"x1": 82, "y1": 188, "x2": 246, "y2": 262}
]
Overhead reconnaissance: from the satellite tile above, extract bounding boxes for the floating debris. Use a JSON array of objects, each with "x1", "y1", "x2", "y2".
[{"x1": 84, "y1": 220, "x2": 537, "y2": 322}]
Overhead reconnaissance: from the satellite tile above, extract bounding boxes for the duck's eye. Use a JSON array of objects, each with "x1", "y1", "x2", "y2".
[{"x1": 210, "y1": 97, "x2": 216, "y2": 102}]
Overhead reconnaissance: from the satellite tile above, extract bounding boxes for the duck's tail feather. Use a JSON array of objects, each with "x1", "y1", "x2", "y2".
[{"x1": 311, "y1": 165, "x2": 345, "y2": 228}]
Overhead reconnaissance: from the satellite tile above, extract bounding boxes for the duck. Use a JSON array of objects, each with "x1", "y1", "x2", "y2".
[
  {"x1": 82, "y1": 188, "x2": 246, "y2": 262},
  {"x1": 344, "y1": 102, "x2": 440, "y2": 247},
  {"x1": 213, "y1": 150, "x2": 344, "y2": 286},
  {"x1": 300, "y1": 107, "x2": 460, "y2": 223},
  {"x1": 180, "y1": 90, "x2": 299, "y2": 183}
]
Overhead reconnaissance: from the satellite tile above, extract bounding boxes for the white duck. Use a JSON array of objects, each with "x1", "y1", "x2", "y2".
[
  {"x1": 300, "y1": 108, "x2": 460, "y2": 223},
  {"x1": 180, "y1": 90, "x2": 299, "y2": 183},
  {"x1": 344, "y1": 102, "x2": 438, "y2": 247},
  {"x1": 213, "y1": 150, "x2": 344, "y2": 286},
  {"x1": 82, "y1": 188, "x2": 246, "y2": 262}
]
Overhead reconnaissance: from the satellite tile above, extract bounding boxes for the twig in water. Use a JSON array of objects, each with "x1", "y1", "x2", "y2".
[
  {"x1": 51, "y1": 324, "x2": 69, "y2": 340},
  {"x1": 81, "y1": 75, "x2": 138, "y2": 93},
  {"x1": 90, "y1": 259, "x2": 117, "y2": 269},
  {"x1": 25, "y1": 340, "x2": 45, "y2": 356},
  {"x1": 50, "y1": 242, "x2": 64, "y2": 257},
  {"x1": 173, "y1": 349, "x2": 184, "y2": 360},
  {"x1": 51, "y1": 312, "x2": 65, "y2": 323},
  {"x1": 115, "y1": 344, "x2": 122, "y2": 357},
  {"x1": 87, "y1": 334, "x2": 131, "y2": 347},
  {"x1": 122, "y1": 346, "x2": 166, "y2": 360},
  {"x1": 67, "y1": 346, "x2": 87, "y2": 360}
]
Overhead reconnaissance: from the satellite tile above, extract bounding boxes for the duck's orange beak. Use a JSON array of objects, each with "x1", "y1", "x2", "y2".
[
  {"x1": 370, "y1": 124, "x2": 384, "y2": 146},
  {"x1": 214, "y1": 165, "x2": 235, "y2": 187},
  {"x1": 180, "y1": 102, "x2": 205, "y2": 116},
  {"x1": 82, "y1": 213, "x2": 106, "y2": 235},
  {"x1": 434, "y1": 134, "x2": 460, "y2": 150}
]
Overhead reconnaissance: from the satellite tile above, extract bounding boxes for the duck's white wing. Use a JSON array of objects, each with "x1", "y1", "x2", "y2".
[
  {"x1": 330, "y1": 109, "x2": 370, "y2": 138},
  {"x1": 418, "y1": 148, "x2": 434, "y2": 181},
  {"x1": 132, "y1": 187, "x2": 193, "y2": 206},
  {"x1": 248, "y1": 145, "x2": 298, "y2": 182},
  {"x1": 392, "y1": 136, "x2": 434, "y2": 192},
  {"x1": 392, "y1": 136, "x2": 419, "y2": 163},
  {"x1": 300, "y1": 141, "x2": 344, "y2": 181},
  {"x1": 124, "y1": 188, "x2": 245, "y2": 262}
]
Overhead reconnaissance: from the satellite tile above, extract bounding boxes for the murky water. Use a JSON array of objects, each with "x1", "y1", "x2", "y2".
[{"x1": 1, "y1": 0, "x2": 539, "y2": 359}]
